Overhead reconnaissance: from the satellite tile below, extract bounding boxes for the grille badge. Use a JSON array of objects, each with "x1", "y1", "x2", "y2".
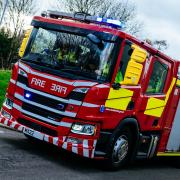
[
  {"x1": 57, "y1": 103, "x2": 65, "y2": 110},
  {"x1": 48, "y1": 116, "x2": 56, "y2": 121}
]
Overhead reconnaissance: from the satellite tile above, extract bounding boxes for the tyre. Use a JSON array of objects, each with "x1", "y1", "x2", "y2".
[
  {"x1": 105, "y1": 127, "x2": 134, "y2": 170},
  {"x1": 176, "y1": 157, "x2": 180, "y2": 168}
]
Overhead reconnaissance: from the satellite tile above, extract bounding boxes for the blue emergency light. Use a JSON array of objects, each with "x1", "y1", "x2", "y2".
[{"x1": 96, "y1": 17, "x2": 124, "y2": 29}]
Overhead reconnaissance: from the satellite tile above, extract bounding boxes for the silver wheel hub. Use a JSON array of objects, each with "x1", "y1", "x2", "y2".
[{"x1": 113, "y1": 135, "x2": 128, "y2": 163}]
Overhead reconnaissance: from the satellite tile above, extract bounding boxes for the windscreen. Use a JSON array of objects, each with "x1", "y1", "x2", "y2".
[{"x1": 23, "y1": 27, "x2": 119, "y2": 82}]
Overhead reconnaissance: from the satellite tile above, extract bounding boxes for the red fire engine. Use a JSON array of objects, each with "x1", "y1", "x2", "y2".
[{"x1": 0, "y1": 11, "x2": 180, "y2": 169}]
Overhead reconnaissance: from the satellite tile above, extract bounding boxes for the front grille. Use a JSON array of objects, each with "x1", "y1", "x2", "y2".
[
  {"x1": 18, "y1": 118, "x2": 58, "y2": 137},
  {"x1": 22, "y1": 103, "x2": 62, "y2": 126},
  {"x1": 17, "y1": 75, "x2": 28, "y2": 86},
  {"x1": 24, "y1": 90, "x2": 67, "y2": 111}
]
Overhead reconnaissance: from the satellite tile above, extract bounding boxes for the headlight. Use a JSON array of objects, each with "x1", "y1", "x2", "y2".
[
  {"x1": 73, "y1": 88, "x2": 89, "y2": 93},
  {"x1": 1, "y1": 110, "x2": 11, "y2": 119},
  {"x1": 71, "y1": 123, "x2": 96, "y2": 136},
  {"x1": 68, "y1": 88, "x2": 89, "y2": 101},
  {"x1": 3, "y1": 98, "x2": 13, "y2": 110}
]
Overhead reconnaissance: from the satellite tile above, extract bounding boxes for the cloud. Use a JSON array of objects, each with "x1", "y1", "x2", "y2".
[{"x1": 130, "y1": 0, "x2": 180, "y2": 59}]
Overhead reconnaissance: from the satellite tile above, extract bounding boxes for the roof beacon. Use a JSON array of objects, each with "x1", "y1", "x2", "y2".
[
  {"x1": 96, "y1": 17, "x2": 124, "y2": 29},
  {"x1": 41, "y1": 10, "x2": 124, "y2": 29}
]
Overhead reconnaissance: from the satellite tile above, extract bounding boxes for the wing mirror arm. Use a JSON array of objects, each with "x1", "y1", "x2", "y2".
[{"x1": 112, "y1": 82, "x2": 121, "y2": 90}]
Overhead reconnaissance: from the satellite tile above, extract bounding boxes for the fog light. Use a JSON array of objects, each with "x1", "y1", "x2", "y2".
[
  {"x1": 4, "y1": 98, "x2": 13, "y2": 109},
  {"x1": 71, "y1": 123, "x2": 96, "y2": 136},
  {"x1": 1, "y1": 110, "x2": 11, "y2": 119}
]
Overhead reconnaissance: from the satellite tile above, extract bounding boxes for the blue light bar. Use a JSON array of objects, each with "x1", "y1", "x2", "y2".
[
  {"x1": 96, "y1": 17, "x2": 124, "y2": 28},
  {"x1": 42, "y1": 11, "x2": 125, "y2": 29}
]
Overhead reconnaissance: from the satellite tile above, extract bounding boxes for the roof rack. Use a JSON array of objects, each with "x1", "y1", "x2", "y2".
[{"x1": 41, "y1": 10, "x2": 124, "y2": 29}]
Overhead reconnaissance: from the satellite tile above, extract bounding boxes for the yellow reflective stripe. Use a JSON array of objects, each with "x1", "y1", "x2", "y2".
[
  {"x1": 144, "y1": 97, "x2": 165, "y2": 117},
  {"x1": 145, "y1": 98, "x2": 165, "y2": 110},
  {"x1": 120, "y1": 61, "x2": 143, "y2": 85},
  {"x1": 121, "y1": 44, "x2": 147, "y2": 86},
  {"x1": 157, "y1": 152, "x2": 180, "y2": 157},
  {"x1": 107, "y1": 88, "x2": 134, "y2": 99},
  {"x1": 105, "y1": 88, "x2": 133, "y2": 111},
  {"x1": 19, "y1": 28, "x2": 32, "y2": 57},
  {"x1": 131, "y1": 44, "x2": 147, "y2": 63},
  {"x1": 165, "y1": 78, "x2": 176, "y2": 103},
  {"x1": 105, "y1": 97, "x2": 132, "y2": 111},
  {"x1": 144, "y1": 107, "x2": 164, "y2": 118},
  {"x1": 145, "y1": 78, "x2": 176, "y2": 117},
  {"x1": 177, "y1": 79, "x2": 180, "y2": 87}
]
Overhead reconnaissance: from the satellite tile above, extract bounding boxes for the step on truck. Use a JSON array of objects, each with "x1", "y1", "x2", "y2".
[{"x1": 0, "y1": 11, "x2": 180, "y2": 169}]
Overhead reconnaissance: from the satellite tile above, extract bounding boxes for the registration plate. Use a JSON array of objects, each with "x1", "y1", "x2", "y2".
[{"x1": 23, "y1": 127, "x2": 44, "y2": 140}]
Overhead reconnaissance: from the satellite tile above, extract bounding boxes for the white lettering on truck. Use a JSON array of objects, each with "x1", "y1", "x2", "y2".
[
  {"x1": 51, "y1": 83, "x2": 67, "y2": 94},
  {"x1": 31, "y1": 78, "x2": 46, "y2": 88}
]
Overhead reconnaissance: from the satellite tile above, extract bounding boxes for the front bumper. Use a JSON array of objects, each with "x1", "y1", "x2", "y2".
[{"x1": 0, "y1": 113, "x2": 98, "y2": 159}]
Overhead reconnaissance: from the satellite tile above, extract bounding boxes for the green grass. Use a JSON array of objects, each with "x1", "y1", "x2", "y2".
[{"x1": 0, "y1": 70, "x2": 11, "y2": 107}]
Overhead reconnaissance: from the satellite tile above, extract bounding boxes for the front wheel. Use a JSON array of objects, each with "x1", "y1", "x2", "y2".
[
  {"x1": 176, "y1": 157, "x2": 180, "y2": 168},
  {"x1": 105, "y1": 128, "x2": 133, "y2": 170}
]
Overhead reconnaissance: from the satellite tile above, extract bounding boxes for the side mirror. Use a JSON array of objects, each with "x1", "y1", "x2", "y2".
[
  {"x1": 19, "y1": 27, "x2": 32, "y2": 58},
  {"x1": 87, "y1": 33, "x2": 104, "y2": 49},
  {"x1": 112, "y1": 83, "x2": 121, "y2": 90},
  {"x1": 121, "y1": 44, "x2": 147, "y2": 85}
]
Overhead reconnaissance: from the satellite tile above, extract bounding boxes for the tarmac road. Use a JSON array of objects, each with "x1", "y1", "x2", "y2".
[{"x1": 0, "y1": 126, "x2": 180, "y2": 180}]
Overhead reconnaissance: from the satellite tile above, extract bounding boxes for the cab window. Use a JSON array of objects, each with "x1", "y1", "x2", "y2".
[
  {"x1": 115, "y1": 42, "x2": 133, "y2": 83},
  {"x1": 178, "y1": 66, "x2": 180, "y2": 79},
  {"x1": 146, "y1": 60, "x2": 168, "y2": 94}
]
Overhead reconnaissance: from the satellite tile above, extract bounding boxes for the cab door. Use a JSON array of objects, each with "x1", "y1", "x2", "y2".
[
  {"x1": 141, "y1": 56, "x2": 175, "y2": 128},
  {"x1": 105, "y1": 41, "x2": 147, "y2": 112}
]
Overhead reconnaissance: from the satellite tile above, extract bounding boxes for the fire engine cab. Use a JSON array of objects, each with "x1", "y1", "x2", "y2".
[{"x1": 0, "y1": 11, "x2": 180, "y2": 169}]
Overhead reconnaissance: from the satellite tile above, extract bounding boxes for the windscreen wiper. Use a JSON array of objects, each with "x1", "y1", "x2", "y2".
[{"x1": 22, "y1": 53, "x2": 60, "y2": 69}]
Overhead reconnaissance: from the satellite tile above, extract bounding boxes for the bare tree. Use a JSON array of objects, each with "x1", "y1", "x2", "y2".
[
  {"x1": 152, "y1": 40, "x2": 168, "y2": 51},
  {"x1": 0, "y1": 0, "x2": 3, "y2": 18},
  {"x1": 6, "y1": 0, "x2": 35, "y2": 37},
  {"x1": 3, "y1": 0, "x2": 36, "y2": 68},
  {"x1": 144, "y1": 38, "x2": 168, "y2": 52},
  {"x1": 56, "y1": 0, "x2": 143, "y2": 36},
  {"x1": 0, "y1": 0, "x2": 2, "y2": 9}
]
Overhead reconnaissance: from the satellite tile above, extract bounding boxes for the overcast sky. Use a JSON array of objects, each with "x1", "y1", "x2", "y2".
[
  {"x1": 129, "y1": 0, "x2": 180, "y2": 60},
  {"x1": 33, "y1": 0, "x2": 180, "y2": 60}
]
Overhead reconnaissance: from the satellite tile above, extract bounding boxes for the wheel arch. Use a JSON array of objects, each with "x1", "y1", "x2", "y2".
[
  {"x1": 113, "y1": 117, "x2": 141, "y2": 161},
  {"x1": 115, "y1": 117, "x2": 140, "y2": 136}
]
